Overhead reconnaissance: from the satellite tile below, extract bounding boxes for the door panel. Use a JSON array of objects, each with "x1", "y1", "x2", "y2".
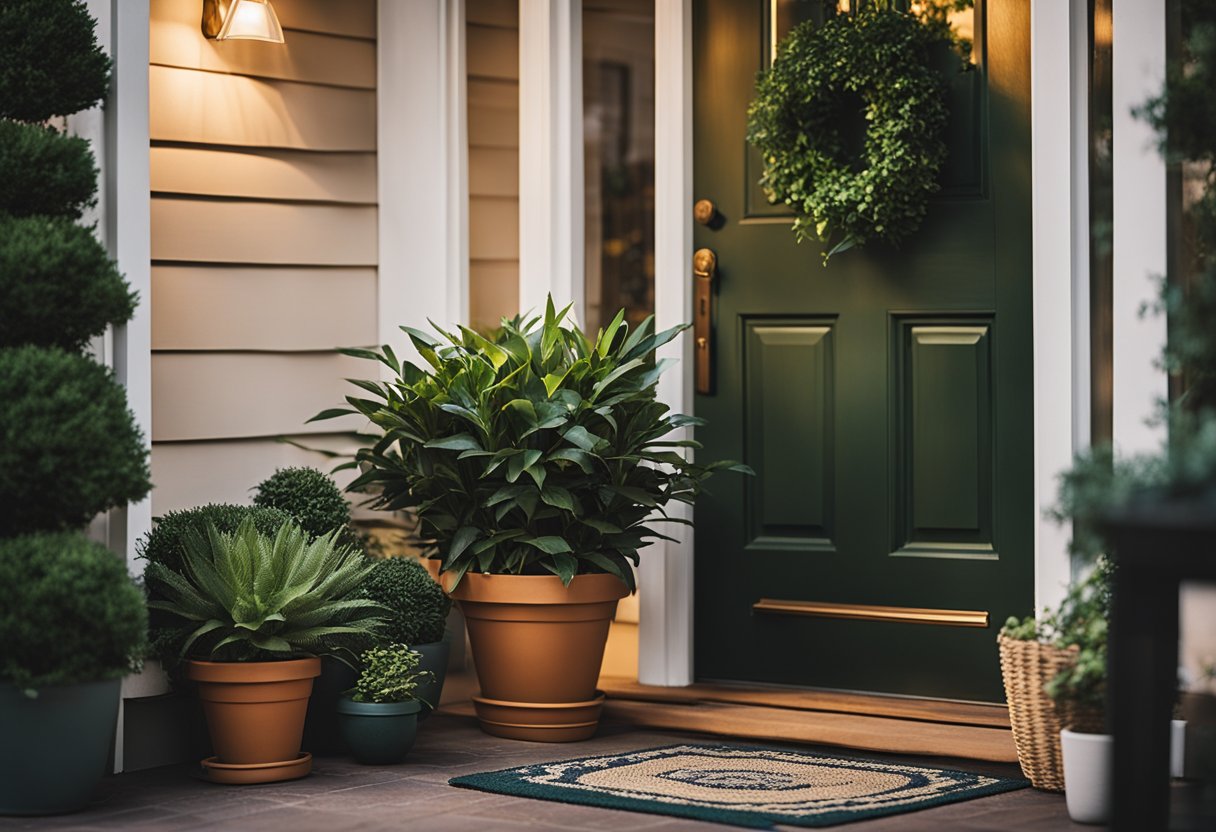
[{"x1": 692, "y1": 0, "x2": 1032, "y2": 702}]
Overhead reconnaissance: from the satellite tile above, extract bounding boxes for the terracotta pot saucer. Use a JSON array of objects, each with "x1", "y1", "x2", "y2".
[
  {"x1": 471, "y1": 691, "x2": 606, "y2": 743},
  {"x1": 200, "y1": 752, "x2": 312, "y2": 785}
]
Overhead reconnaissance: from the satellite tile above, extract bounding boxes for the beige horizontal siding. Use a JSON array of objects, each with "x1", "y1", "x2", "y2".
[
  {"x1": 150, "y1": 0, "x2": 374, "y2": 88},
  {"x1": 149, "y1": 65, "x2": 375, "y2": 150},
  {"x1": 469, "y1": 198, "x2": 519, "y2": 260},
  {"x1": 467, "y1": 0, "x2": 517, "y2": 27},
  {"x1": 150, "y1": 434, "x2": 363, "y2": 516},
  {"x1": 151, "y1": 266, "x2": 376, "y2": 351},
  {"x1": 151, "y1": 198, "x2": 377, "y2": 265},
  {"x1": 468, "y1": 81, "x2": 520, "y2": 148},
  {"x1": 470, "y1": 147, "x2": 519, "y2": 197},
  {"x1": 274, "y1": 0, "x2": 375, "y2": 39},
  {"x1": 151, "y1": 147, "x2": 376, "y2": 203},
  {"x1": 467, "y1": 0, "x2": 519, "y2": 332},
  {"x1": 152, "y1": 353, "x2": 367, "y2": 441},
  {"x1": 467, "y1": 26, "x2": 519, "y2": 80},
  {"x1": 149, "y1": 0, "x2": 378, "y2": 517}
]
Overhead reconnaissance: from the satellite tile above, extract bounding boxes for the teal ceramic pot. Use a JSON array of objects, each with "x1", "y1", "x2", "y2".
[
  {"x1": 0, "y1": 679, "x2": 121, "y2": 815},
  {"x1": 303, "y1": 656, "x2": 358, "y2": 754},
  {"x1": 337, "y1": 698, "x2": 421, "y2": 765},
  {"x1": 413, "y1": 635, "x2": 450, "y2": 719}
]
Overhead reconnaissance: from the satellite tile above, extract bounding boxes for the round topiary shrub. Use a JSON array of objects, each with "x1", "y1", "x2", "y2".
[
  {"x1": 0, "y1": 215, "x2": 136, "y2": 352},
  {"x1": 0, "y1": 121, "x2": 97, "y2": 218},
  {"x1": 139, "y1": 503, "x2": 294, "y2": 574},
  {"x1": 359, "y1": 557, "x2": 451, "y2": 646},
  {"x1": 0, "y1": 346, "x2": 150, "y2": 536},
  {"x1": 0, "y1": 532, "x2": 147, "y2": 689},
  {"x1": 0, "y1": 0, "x2": 110, "y2": 123},
  {"x1": 253, "y1": 467, "x2": 353, "y2": 540}
]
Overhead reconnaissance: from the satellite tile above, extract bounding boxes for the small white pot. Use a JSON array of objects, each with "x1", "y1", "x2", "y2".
[{"x1": 1061, "y1": 728, "x2": 1113, "y2": 825}]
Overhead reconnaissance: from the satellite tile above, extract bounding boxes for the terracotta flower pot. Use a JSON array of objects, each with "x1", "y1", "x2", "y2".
[
  {"x1": 188, "y1": 657, "x2": 321, "y2": 784},
  {"x1": 448, "y1": 572, "x2": 628, "y2": 742}
]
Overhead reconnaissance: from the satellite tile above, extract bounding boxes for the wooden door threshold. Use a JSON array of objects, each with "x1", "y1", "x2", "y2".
[{"x1": 597, "y1": 676, "x2": 1017, "y2": 763}]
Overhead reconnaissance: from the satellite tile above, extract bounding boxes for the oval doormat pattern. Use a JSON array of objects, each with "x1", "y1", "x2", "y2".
[{"x1": 449, "y1": 743, "x2": 1029, "y2": 828}]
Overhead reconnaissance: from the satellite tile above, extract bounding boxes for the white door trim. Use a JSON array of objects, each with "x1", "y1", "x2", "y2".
[
  {"x1": 378, "y1": 0, "x2": 470, "y2": 364},
  {"x1": 1110, "y1": 0, "x2": 1169, "y2": 455},
  {"x1": 518, "y1": 0, "x2": 585, "y2": 317}
]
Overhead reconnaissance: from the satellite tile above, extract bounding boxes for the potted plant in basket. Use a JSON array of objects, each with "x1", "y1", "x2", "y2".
[
  {"x1": 314, "y1": 299, "x2": 747, "y2": 741},
  {"x1": 338, "y1": 644, "x2": 432, "y2": 764},
  {"x1": 145, "y1": 519, "x2": 385, "y2": 783}
]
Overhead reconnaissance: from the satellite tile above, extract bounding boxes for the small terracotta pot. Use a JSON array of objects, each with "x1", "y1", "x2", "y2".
[
  {"x1": 448, "y1": 572, "x2": 628, "y2": 741},
  {"x1": 188, "y1": 657, "x2": 321, "y2": 783}
]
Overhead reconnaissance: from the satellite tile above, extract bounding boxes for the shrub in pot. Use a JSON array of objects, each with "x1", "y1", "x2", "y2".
[
  {"x1": 145, "y1": 519, "x2": 385, "y2": 783},
  {"x1": 316, "y1": 299, "x2": 746, "y2": 741},
  {"x1": 0, "y1": 0, "x2": 152, "y2": 814},
  {"x1": 253, "y1": 466, "x2": 363, "y2": 550},
  {"x1": 0, "y1": 534, "x2": 146, "y2": 815},
  {"x1": 358, "y1": 557, "x2": 453, "y2": 716},
  {"x1": 338, "y1": 644, "x2": 432, "y2": 764}
]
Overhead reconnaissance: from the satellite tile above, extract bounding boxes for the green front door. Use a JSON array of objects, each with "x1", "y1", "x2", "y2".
[{"x1": 693, "y1": 0, "x2": 1032, "y2": 702}]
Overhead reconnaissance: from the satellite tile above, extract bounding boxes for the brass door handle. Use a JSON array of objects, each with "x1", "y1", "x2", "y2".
[{"x1": 694, "y1": 248, "x2": 716, "y2": 395}]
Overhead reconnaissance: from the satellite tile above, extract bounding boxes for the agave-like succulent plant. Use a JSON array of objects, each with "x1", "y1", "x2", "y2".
[{"x1": 145, "y1": 518, "x2": 385, "y2": 663}]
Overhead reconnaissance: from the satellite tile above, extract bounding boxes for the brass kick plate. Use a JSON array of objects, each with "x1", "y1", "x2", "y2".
[
  {"x1": 694, "y1": 248, "x2": 716, "y2": 395},
  {"x1": 753, "y1": 599, "x2": 990, "y2": 628}
]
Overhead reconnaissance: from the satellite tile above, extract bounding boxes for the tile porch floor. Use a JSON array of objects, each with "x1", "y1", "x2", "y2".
[{"x1": 0, "y1": 714, "x2": 1085, "y2": 832}]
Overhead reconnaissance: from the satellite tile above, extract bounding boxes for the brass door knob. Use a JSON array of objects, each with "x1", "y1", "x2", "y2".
[{"x1": 693, "y1": 198, "x2": 720, "y2": 226}]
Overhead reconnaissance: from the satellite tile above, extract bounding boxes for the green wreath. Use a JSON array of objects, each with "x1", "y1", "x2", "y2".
[{"x1": 746, "y1": 7, "x2": 956, "y2": 263}]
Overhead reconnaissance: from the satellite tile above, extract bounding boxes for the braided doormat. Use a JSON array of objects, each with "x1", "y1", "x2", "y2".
[{"x1": 450, "y1": 743, "x2": 1028, "y2": 828}]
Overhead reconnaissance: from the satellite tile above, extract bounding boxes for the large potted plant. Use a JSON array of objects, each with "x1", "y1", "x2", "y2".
[
  {"x1": 338, "y1": 644, "x2": 432, "y2": 764},
  {"x1": 0, "y1": 0, "x2": 152, "y2": 815},
  {"x1": 358, "y1": 556, "x2": 453, "y2": 717},
  {"x1": 145, "y1": 520, "x2": 384, "y2": 783},
  {"x1": 0, "y1": 534, "x2": 146, "y2": 815},
  {"x1": 316, "y1": 300, "x2": 745, "y2": 741}
]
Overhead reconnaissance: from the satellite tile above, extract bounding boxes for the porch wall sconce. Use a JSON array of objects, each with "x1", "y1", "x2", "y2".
[{"x1": 201, "y1": 0, "x2": 285, "y2": 43}]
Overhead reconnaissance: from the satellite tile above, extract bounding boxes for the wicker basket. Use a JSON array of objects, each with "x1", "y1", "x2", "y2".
[{"x1": 998, "y1": 634, "x2": 1078, "y2": 791}]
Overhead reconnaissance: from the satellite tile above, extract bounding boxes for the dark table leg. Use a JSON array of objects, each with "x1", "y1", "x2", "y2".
[{"x1": 1110, "y1": 563, "x2": 1179, "y2": 832}]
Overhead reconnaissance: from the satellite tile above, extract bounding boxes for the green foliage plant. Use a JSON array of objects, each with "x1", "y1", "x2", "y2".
[
  {"x1": 0, "y1": 121, "x2": 97, "y2": 219},
  {"x1": 349, "y1": 644, "x2": 433, "y2": 704},
  {"x1": 0, "y1": 215, "x2": 136, "y2": 352},
  {"x1": 359, "y1": 557, "x2": 452, "y2": 645},
  {"x1": 313, "y1": 299, "x2": 747, "y2": 590},
  {"x1": 0, "y1": 0, "x2": 111, "y2": 123},
  {"x1": 139, "y1": 503, "x2": 294, "y2": 574},
  {"x1": 0, "y1": 346, "x2": 151, "y2": 536},
  {"x1": 0, "y1": 532, "x2": 146, "y2": 691},
  {"x1": 746, "y1": 5, "x2": 956, "y2": 262},
  {"x1": 145, "y1": 519, "x2": 385, "y2": 664},
  {"x1": 253, "y1": 466, "x2": 356, "y2": 542}
]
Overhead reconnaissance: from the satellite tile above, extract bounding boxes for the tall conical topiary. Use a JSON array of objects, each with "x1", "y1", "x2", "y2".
[{"x1": 0, "y1": 0, "x2": 151, "y2": 537}]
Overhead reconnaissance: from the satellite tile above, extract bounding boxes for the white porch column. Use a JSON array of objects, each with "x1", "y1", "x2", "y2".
[
  {"x1": 378, "y1": 0, "x2": 469, "y2": 362},
  {"x1": 518, "y1": 0, "x2": 584, "y2": 317},
  {"x1": 1029, "y1": 0, "x2": 1090, "y2": 614},
  {"x1": 1111, "y1": 0, "x2": 1169, "y2": 454},
  {"x1": 641, "y1": 0, "x2": 696, "y2": 686}
]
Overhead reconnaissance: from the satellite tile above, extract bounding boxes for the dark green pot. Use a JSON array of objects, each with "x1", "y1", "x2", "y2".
[
  {"x1": 302, "y1": 656, "x2": 358, "y2": 754},
  {"x1": 413, "y1": 635, "x2": 450, "y2": 719},
  {"x1": 337, "y1": 698, "x2": 420, "y2": 765},
  {"x1": 0, "y1": 679, "x2": 120, "y2": 815}
]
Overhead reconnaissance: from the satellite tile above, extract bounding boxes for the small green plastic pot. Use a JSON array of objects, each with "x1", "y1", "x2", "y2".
[
  {"x1": 336, "y1": 697, "x2": 421, "y2": 765},
  {"x1": 0, "y1": 679, "x2": 120, "y2": 815}
]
